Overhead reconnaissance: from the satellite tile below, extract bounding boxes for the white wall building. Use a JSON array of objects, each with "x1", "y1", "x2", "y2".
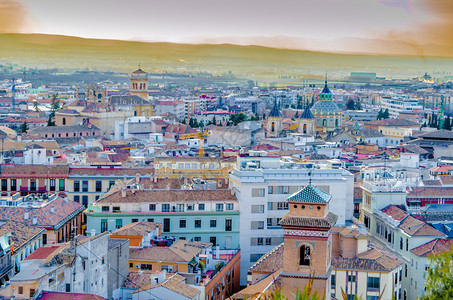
[
  {"x1": 381, "y1": 96, "x2": 423, "y2": 118},
  {"x1": 229, "y1": 154, "x2": 354, "y2": 285}
]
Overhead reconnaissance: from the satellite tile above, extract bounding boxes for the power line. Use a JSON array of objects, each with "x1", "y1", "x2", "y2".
[{"x1": 78, "y1": 242, "x2": 162, "y2": 300}]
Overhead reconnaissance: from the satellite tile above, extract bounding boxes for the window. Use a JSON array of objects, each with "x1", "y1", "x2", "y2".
[
  {"x1": 187, "y1": 204, "x2": 194, "y2": 211},
  {"x1": 73, "y1": 181, "x2": 80, "y2": 192},
  {"x1": 252, "y1": 188, "x2": 265, "y2": 197},
  {"x1": 82, "y1": 181, "x2": 88, "y2": 192},
  {"x1": 265, "y1": 237, "x2": 271, "y2": 245},
  {"x1": 176, "y1": 204, "x2": 184, "y2": 212},
  {"x1": 102, "y1": 206, "x2": 109, "y2": 212},
  {"x1": 1, "y1": 179, "x2": 7, "y2": 191},
  {"x1": 112, "y1": 206, "x2": 120, "y2": 212},
  {"x1": 277, "y1": 186, "x2": 289, "y2": 194},
  {"x1": 250, "y1": 254, "x2": 263, "y2": 262},
  {"x1": 18, "y1": 286, "x2": 23, "y2": 294},
  {"x1": 194, "y1": 237, "x2": 201, "y2": 241},
  {"x1": 226, "y1": 203, "x2": 234, "y2": 210},
  {"x1": 405, "y1": 264, "x2": 407, "y2": 277},
  {"x1": 195, "y1": 219, "x2": 201, "y2": 228},
  {"x1": 163, "y1": 218, "x2": 170, "y2": 232},
  {"x1": 101, "y1": 219, "x2": 108, "y2": 233},
  {"x1": 82, "y1": 196, "x2": 88, "y2": 207},
  {"x1": 198, "y1": 203, "x2": 205, "y2": 211},
  {"x1": 267, "y1": 202, "x2": 273, "y2": 211},
  {"x1": 29, "y1": 180, "x2": 37, "y2": 192},
  {"x1": 267, "y1": 218, "x2": 273, "y2": 227},
  {"x1": 95, "y1": 181, "x2": 102, "y2": 192},
  {"x1": 148, "y1": 218, "x2": 154, "y2": 222},
  {"x1": 216, "y1": 203, "x2": 224, "y2": 212},
  {"x1": 257, "y1": 238, "x2": 263, "y2": 245},
  {"x1": 115, "y1": 219, "x2": 122, "y2": 229},
  {"x1": 331, "y1": 274, "x2": 336, "y2": 289},
  {"x1": 367, "y1": 277, "x2": 380, "y2": 290},
  {"x1": 210, "y1": 219, "x2": 217, "y2": 228},
  {"x1": 299, "y1": 245, "x2": 310, "y2": 266},
  {"x1": 210, "y1": 236, "x2": 217, "y2": 246},
  {"x1": 10, "y1": 179, "x2": 16, "y2": 191},
  {"x1": 74, "y1": 195, "x2": 80, "y2": 203},
  {"x1": 141, "y1": 264, "x2": 152, "y2": 270},
  {"x1": 132, "y1": 218, "x2": 138, "y2": 223},
  {"x1": 108, "y1": 180, "x2": 115, "y2": 190},
  {"x1": 277, "y1": 202, "x2": 288, "y2": 210},
  {"x1": 162, "y1": 204, "x2": 170, "y2": 212},
  {"x1": 59, "y1": 179, "x2": 65, "y2": 191},
  {"x1": 149, "y1": 204, "x2": 156, "y2": 211},
  {"x1": 400, "y1": 237, "x2": 403, "y2": 250},
  {"x1": 257, "y1": 221, "x2": 264, "y2": 230},
  {"x1": 406, "y1": 238, "x2": 409, "y2": 251},
  {"x1": 348, "y1": 274, "x2": 356, "y2": 282},
  {"x1": 268, "y1": 186, "x2": 273, "y2": 194},
  {"x1": 225, "y1": 218, "x2": 232, "y2": 231},
  {"x1": 180, "y1": 219, "x2": 186, "y2": 228},
  {"x1": 251, "y1": 205, "x2": 265, "y2": 213},
  {"x1": 49, "y1": 179, "x2": 55, "y2": 191}
]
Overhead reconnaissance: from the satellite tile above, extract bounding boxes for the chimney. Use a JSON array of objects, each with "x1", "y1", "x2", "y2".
[
  {"x1": 32, "y1": 217, "x2": 37, "y2": 225},
  {"x1": 184, "y1": 244, "x2": 187, "y2": 252},
  {"x1": 50, "y1": 206, "x2": 55, "y2": 213},
  {"x1": 121, "y1": 188, "x2": 127, "y2": 198},
  {"x1": 91, "y1": 229, "x2": 96, "y2": 236},
  {"x1": 17, "y1": 134, "x2": 22, "y2": 142},
  {"x1": 24, "y1": 212, "x2": 29, "y2": 220}
]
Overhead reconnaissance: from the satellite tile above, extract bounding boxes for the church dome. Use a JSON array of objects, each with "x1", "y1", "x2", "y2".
[
  {"x1": 300, "y1": 106, "x2": 315, "y2": 119},
  {"x1": 311, "y1": 100, "x2": 340, "y2": 112}
]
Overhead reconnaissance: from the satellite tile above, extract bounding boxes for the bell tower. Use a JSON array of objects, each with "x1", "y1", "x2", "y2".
[
  {"x1": 267, "y1": 99, "x2": 283, "y2": 137},
  {"x1": 279, "y1": 182, "x2": 337, "y2": 298},
  {"x1": 130, "y1": 67, "x2": 148, "y2": 100},
  {"x1": 298, "y1": 105, "x2": 315, "y2": 135}
]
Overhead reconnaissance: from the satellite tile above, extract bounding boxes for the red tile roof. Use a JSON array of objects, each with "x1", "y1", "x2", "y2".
[
  {"x1": 36, "y1": 291, "x2": 106, "y2": 300},
  {"x1": 411, "y1": 239, "x2": 453, "y2": 257},
  {"x1": 24, "y1": 246, "x2": 62, "y2": 260},
  {"x1": 381, "y1": 205, "x2": 408, "y2": 222},
  {"x1": 399, "y1": 216, "x2": 444, "y2": 236}
]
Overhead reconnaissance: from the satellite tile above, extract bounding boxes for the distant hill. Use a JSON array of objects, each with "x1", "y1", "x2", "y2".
[{"x1": 1, "y1": 33, "x2": 452, "y2": 78}]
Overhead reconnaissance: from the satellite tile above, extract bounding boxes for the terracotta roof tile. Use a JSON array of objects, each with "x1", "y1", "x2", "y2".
[
  {"x1": 399, "y1": 216, "x2": 444, "y2": 236},
  {"x1": 279, "y1": 213, "x2": 337, "y2": 228},
  {"x1": 1, "y1": 165, "x2": 69, "y2": 178},
  {"x1": 0, "y1": 220, "x2": 45, "y2": 252},
  {"x1": 411, "y1": 239, "x2": 453, "y2": 257},
  {"x1": 110, "y1": 221, "x2": 161, "y2": 237},
  {"x1": 381, "y1": 205, "x2": 408, "y2": 222},
  {"x1": 129, "y1": 247, "x2": 195, "y2": 263},
  {"x1": 249, "y1": 243, "x2": 283, "y2": 273}
]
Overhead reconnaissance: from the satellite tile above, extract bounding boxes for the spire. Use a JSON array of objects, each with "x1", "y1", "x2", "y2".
[
  {"x1": 300, "y1": 104, "x2": 314, "y2": 119},
  {"x1": 268, "y1": 99, "x2": 282, "y2": 118},
  {"x1": 321, "y1": 75, "x2": 331, "y2": 94}
]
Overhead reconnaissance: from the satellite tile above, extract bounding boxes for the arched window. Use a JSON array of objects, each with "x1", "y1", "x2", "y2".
[
  {"x1": 335, "y1": 118, "x2": 339, "y2": 127},
  {"x1": 322, "y1": 119, "x2": 327, "y2": 127},
  {"x1": 303, "y1": 124, "x2": 307, "y2": 134},
  {"x1": 62, "y1": 118, "x2": 66, "y2": 125},
  {"x1": 271, "y1": 122, "x2": 275, "y2": 133},
  {"x1": 299, "y1": 245, "x2": 310, "y2": 266}
]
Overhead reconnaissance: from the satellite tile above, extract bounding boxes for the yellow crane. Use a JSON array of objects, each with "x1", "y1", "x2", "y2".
[{"x1": 179, "y1": 129, "x2": 210, "y2": 157}]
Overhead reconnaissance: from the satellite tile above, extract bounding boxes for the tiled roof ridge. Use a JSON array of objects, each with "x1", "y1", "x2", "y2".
[{"x1": 250, "y1": 243, "x2": 284, "y2": 270}]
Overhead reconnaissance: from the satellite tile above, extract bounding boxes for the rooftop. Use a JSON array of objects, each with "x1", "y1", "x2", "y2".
[{"x1": 287, "y1": 184, "x2": 332, "y2": 203}]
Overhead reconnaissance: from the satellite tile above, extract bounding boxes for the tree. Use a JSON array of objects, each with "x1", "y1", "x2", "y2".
[
  {"x1": 421, "y1": 246, "x2": 453, "y2": 299},
  {"x1": 229, "y1": 113, "x2": 247, "y2": 126},
  {"x1": 32, "y1": 101, "x2": 40, "y2": 112},
  {"x1": 355, "y1": 100, "x2": 362, "y2": 110},
  {"x1": 47, "y1": 115, "x2": 55, "y2": 127},
  {"x1": 346, "y1": 99, "x2": 356, "y2": 110},
  {"x1": 377, "y1": 108, "x2": 384, "y2": 120},
  {"x1": 19, "y1": 121, "x2": 28, "y2": 133},
  {"x1": 181, "y1": 119, "x2": 186, "y2": 125},
  {"x1": 383, "y1": 108, "x2": 390, "y2": 119},
  {"x1": 47, "y1": 94, "x2": 60, "y2": 126}
]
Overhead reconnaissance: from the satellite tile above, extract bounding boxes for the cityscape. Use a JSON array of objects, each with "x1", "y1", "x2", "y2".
[{"x1": 0, "y1": 0, "x2": 453, "y2": 299}]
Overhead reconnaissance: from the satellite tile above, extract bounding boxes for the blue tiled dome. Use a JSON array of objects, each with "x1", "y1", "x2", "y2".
[
  {"x1": 300, "y1": 106, "x2": 314, "y2": 119},
  {"x1": 268, "y1": 100, "x2": 282, "y2": 117},
  {"x1": 311, "y1": 100, "x2": 340, "y2": 112}
]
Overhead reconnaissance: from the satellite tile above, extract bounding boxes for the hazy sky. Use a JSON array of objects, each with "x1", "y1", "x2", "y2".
[{"x1": 2, "y1": 0, "x2": 453, "y2": 55}]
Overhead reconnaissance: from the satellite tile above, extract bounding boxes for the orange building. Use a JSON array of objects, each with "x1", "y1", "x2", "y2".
[
  {"x1": 109, "y1": 221, "x2": 161, "y2": 247},
  {"x1": 130, "y1": 68, "x2": 148, "y2": 100}
]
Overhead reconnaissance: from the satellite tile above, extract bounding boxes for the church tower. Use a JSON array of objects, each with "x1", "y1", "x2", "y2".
[
  {"x1": 298, "y1": 105, "x2": 315, "y2": 135},
  {"x1": 130, "y1": 67, "x2": 148, "y2": 99},
  {"x1": 311, "y1": 79, "x2": 343, "y2": 136},
  {"x1": 267, "y1": 99, "x2": 283, "y2": 138},
  {"x1": 279, "y1": 184, "x2": 337, "y2": 298}
]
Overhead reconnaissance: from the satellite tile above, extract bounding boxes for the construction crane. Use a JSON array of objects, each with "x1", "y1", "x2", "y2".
[{"x1": 179, "y1": 124, "x2": 210, "y2": 157}]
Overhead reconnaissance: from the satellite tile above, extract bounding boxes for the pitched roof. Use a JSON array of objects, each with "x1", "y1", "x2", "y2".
[
  {"x1": 96, "y1": 189, "x2": 237, "y2": 204},
  {"x1": 365, "y1": 118, "x2": 419, "y2": 127},
  {"x1": 0, "y1": 197, "x2": 85, "y2": 230},
  {"x1": 0, "y1": 220, "x2": 45, "y2": 252},
  {"x1": 410, "y1": 238, "x2": 453, "y2": 257},
  {"x1": 287, "y1": 184, "x2": 332, "y2": 203},
  {"x1": 300, "y1": 106, "x2": 314, "y2": 119},
  {"x1": 268, "y1": 100, "x2": 282, "y2": 118},
  {"x1": 399, "y1": 216, "x2": 444, "y2": 236},
  {"x1": 408, "y1": 187, "x2": 453, "y2": 198},
  {"x1": 249, "y1": 243, "x2": 283, "y2": 273},
  {"x1": 381, "y1": 205, "x2": 408, "y2": 222},
  {"x1": 279, "y1": 212, "x2": 338, "y2": 228},
  {"x1": 69, "y1": 167, "x2": 153, "y2": 177},
  {"x1": 137, "y1": 273, "x2": 200, "y2": 299},
  {"x1": 36, "y1": 291, "x2": 106, "y2": 300},
  {"x1": 1, "y1": 165, "x2": 69, "y2": 178},
  {"x1": 420, "y1": 129, "x2": 453, "y2": 140},
  {"x1": 129, "y1": 246, "x2": 196, "y2": 263},
  {"x1": 332, "y1": 248, "x2": 402, "y2": 272},
  {"x1": 24, "y1": 246, "x2": 62, "y2": 261},
  {"x1": 110, "y1": 221, "x2": 161, "y2": 237}
]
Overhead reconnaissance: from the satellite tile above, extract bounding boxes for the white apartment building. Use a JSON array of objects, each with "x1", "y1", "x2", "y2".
[
  {"x1": 381, "y1": 96, "x2": 423, "y2": 118},
  {"x1": 229, "y1": 154, "x2": 354, "y2": 285}
]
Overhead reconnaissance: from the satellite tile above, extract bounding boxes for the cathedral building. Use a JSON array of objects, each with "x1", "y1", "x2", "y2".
[{"x1": 311, "y1": 80, "x2": 343, "y2": 136}]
